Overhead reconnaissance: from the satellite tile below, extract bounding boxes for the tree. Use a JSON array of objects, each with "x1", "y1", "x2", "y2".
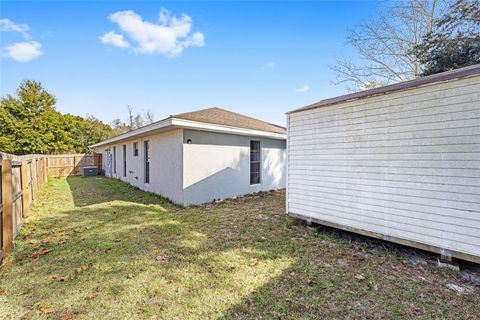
[
  {"x1": 0, "y1": 80, "x2": 115, "y2": 154},
  {"x1": 412, "y1": 0, "x2": 480, "y2": 76},
  {"x1": 64, "y1": 114, "x2": 116, "y2": 153},
  {"x1": 331, "y1": 0, "x2": 449, "y2": 91},
  {"x1": 111, "y1": 106, "x2": 155, "y2": 134},
  {"x1": 0, "y1": 80, "x2": 70, "y2": 154}
]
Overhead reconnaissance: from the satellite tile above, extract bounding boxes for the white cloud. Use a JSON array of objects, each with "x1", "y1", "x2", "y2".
[
  {"x1": 1, "y1": 18, "x2": 43, "y2": 62},
  {"x1": 261, "y1": 61, "x2": 275, "y2": 69},
  {"x1": 4, "y1": 41, "x2": 43, "y2": 62},
  {"x1": 0, "y1": 18, "x2": 30, "y2": 37},
  {"x1": 102, "y1": 9, "x2": 205, "y2": 56},
  {"x1": 99, "y1": 31, "x2": 130, "y2": 48},
  {"x1": 293, "y1": 85, "x2": 310, "y2": 93}
]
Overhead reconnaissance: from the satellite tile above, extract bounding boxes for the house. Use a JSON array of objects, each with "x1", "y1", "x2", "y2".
[
  {"x1": 286, "y1": 64, "x2": 480, "y2": 263},
  {"x1": 91, "y1": 107, "x2": 286, "y2": 205}
]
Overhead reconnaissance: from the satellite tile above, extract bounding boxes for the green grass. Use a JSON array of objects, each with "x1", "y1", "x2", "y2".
[{"x1": 0, "y1": 177, "x2": 478, "y2": 319}]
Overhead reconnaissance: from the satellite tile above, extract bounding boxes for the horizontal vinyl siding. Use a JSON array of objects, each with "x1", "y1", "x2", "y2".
[{"x1": 287, "y1": 75, "x2": 480, "y2": 259}]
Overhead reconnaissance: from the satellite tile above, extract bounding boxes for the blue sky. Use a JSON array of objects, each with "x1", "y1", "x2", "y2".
[{"x1": 1, "y1": 1, "x2": 377, "y2": 126}]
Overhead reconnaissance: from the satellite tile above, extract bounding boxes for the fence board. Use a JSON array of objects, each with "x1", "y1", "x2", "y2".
[
  {"x1": 48, "y1": 154, "x2": 98, "y2": 177},
  {"x1": 1, "y1": 159, "x2": 13, "y2": 256},
  {"x1": 21, "y1": 160, "x2": 30, "y2": 218}
]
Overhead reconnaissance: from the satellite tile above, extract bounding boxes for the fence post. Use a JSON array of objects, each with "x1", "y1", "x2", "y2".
[
  {"x1": 2, "y1": 159, "x2": 13, "y2": 256},
  {"x1": 21, "y1": 160, "x2": 30, "y2": 218}
]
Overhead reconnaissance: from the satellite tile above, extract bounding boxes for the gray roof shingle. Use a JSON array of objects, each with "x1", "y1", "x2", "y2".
[{"x1": 174, "y1": 107, "x2": 286, "y2": 134}]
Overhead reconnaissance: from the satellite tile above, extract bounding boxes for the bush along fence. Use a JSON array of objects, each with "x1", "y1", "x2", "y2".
[{"x1": 0, "y1": 153, "x2": 102, "y2": 261}]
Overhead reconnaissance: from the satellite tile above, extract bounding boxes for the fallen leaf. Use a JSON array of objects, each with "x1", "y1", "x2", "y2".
[
  {"x1": 84, "y1": 294, "x2": 95, "y2": 301},
  {"x1": 58, "y1": 237, "x2": 68, "y2": 245},
  {"x1": 155, "y1": 255, "x2": 169, "y2": 262},
  {"x1": 0, "y1": 288, "x2": 5, "y2": 295},
  {"x1": 355, "y1": 274, "x2": 366, "y2": 281},
  {"x1": 114, "y1": 239, "x2": 121, "y2": 243},
  {"x1": 76, "y1": 262, "x2": 92, "y2": 274},
  {"x1": 127, "y1": 273, "x2": 134, "y2": 279},
  {"x1": 31, "y1": 248, "x2": 51, "y2": 259},
  {"x1": 37, "y1": 301, "x2": 54, "y2": 316},
  {"x1": 60, "y1": 310, "x2": 74, "y2": 320},
  {"x1": 51, "y1": 274, "x2": 69, "y2": 282}
]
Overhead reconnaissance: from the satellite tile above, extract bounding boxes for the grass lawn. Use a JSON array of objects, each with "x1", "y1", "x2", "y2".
[{"x1": 0, "y1": 177, "x2": 479, "y2": 319}]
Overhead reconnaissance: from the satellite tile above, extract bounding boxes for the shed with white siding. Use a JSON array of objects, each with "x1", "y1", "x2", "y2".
[{"x1": 286, "y1": 65, "x2": 480, "y2": 263}]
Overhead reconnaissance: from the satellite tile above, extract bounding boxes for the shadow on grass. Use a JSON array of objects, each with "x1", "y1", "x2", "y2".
[
  {"x1": 65, "y1": 176, "x2": 174, "y2": 207},
  {"x1": 2, "y1": 177, "x2": 480, "y2": 319}
]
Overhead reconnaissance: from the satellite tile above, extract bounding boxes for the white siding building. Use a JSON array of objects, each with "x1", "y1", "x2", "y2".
[
  {"x1": 91, "y1": 108, "x2": 286, "y2": 206},
  {"x1": 286, "y1": 65, "x2": 480, "y2": 263}
]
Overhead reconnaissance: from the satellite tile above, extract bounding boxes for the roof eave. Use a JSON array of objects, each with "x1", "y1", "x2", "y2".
[
  {"x1": 89, "y1": 117, "x2": 173, "y2": 148},
  {"x1": 171, "y1": 118, "x2": 286, "y2": 139},
  {"x1": 89, "y1": 117, "x2": 286, "y2": 149}
]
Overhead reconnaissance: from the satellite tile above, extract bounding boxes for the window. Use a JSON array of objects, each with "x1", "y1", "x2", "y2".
[
  {"x1": 144, "y1": 141, "x2": 150, "y2": 184},
  {"x1": 123, "y1": 145, "x2": 127, "y2": 177},
  {"x1": 250, "y1": 140, "x2": 261, "y2": 185},
  {"x1": 133, "y1": 142, "x2": 139, "y2": 156},
  {"x1": 113, "y1": 146, "x2": 117, "y2": 174}
]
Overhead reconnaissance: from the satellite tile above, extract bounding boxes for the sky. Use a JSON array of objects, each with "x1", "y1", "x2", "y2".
[{"x1": 0, "y1": 1, "x2": 378, "y2": 127}]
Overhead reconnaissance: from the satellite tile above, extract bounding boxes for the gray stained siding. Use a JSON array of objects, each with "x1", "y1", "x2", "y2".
[{"x1": 287, "y1": 74, "x2": 480, "y2": 261}]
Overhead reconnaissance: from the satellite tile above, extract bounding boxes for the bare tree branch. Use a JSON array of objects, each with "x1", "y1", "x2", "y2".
[{"x1": 331, "y1": 0, "x2": 449, "y2": 91}]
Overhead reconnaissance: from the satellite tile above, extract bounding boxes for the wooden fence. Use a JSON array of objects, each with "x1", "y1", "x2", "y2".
[
  {"x1": 48, "y1": 154, "x2": 102, "y2": 177},
  {"x1": 1, "y1": 155, "x2": 47, "y2": 260},
  {"x1": 0, "y1": 153, "x2": 102, "y2": 261}
]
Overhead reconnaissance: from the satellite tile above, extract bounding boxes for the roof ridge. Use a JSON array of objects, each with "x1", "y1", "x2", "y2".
[{"x1": 174, "y1": 107, "x2": 286, "y2": 130}]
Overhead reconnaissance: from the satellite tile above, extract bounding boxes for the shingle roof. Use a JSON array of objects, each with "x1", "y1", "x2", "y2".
[
  {"x1": 90, "y1": 107, "x2": 285, "y2": 148},
  {"x1": 288, "y1": 64, "x2": 480, "y2": 114},
  {"x1": 173, "y1": 107, "x2": 286, "y2": 134}
]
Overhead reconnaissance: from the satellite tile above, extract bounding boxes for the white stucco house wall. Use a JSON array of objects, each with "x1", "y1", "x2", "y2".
[
  {"x1": 286, "y1": 65, "x2": 480, "y2": 263},
  {"x1": 91, "y1": 108, "x2": 286, "y2": 206}
]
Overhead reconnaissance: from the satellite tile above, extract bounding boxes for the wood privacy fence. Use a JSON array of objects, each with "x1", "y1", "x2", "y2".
[
  {"x1": 48, "y1": 154, "x2": 102, "y2": 177},
  {"x1": 0, "y1": 153, "x2": 102, "y2": 261}
]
